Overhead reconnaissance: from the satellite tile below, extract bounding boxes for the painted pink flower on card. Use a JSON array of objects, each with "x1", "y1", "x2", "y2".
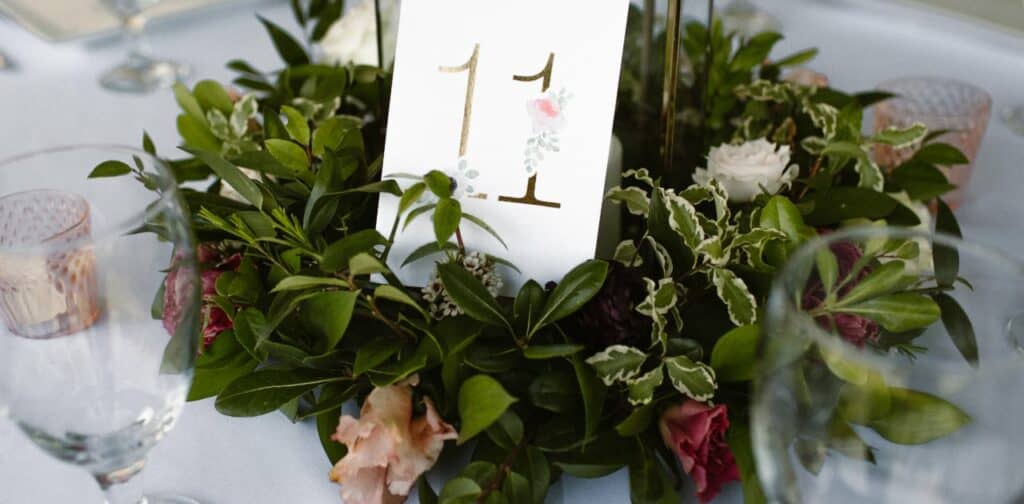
[{"x1": 527, "y1": 95, "x2": 567, "y2": 133}]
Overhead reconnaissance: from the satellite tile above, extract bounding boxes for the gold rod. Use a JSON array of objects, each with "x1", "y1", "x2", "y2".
[{"x1": 662, "y1": 0, "x2": 684, "y2": 175}]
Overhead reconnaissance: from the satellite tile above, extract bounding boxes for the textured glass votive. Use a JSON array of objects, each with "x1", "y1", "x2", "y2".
[
  {"x1": 873, "y1": 77, "x2": 992, "y2": 208},
  {"x1": 0, "y1": 190, "x2": 99, "y2": 338}
]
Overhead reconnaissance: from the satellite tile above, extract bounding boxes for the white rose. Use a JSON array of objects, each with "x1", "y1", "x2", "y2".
[
  {"x1": 319, "y1": 0, "x2": 399, "y2": 67},
  {"x1": 693, "y1": 138, "x2": 798, "y2": 202}
]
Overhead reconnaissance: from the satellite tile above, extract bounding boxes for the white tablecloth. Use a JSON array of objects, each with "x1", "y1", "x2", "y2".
[{"x1": 1, "y1": 0, "x2": 1023, "y2": 502}]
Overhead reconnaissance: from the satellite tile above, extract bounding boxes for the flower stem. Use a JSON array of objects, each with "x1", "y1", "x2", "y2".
[{"x1": 455, "y1": 227, "x2": 466, "y2": 255}]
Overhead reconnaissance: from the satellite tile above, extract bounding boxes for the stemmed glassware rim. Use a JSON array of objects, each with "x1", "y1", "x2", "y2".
[
  {"x1": 765, "y1": 226, "x2": 1024, "y2": 374},
  {"x1": 0, "y1": 144, "x2": 183, "y2": 254}
]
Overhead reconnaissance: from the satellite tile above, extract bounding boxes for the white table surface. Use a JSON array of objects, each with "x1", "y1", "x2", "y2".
[{"x1": 1, "y1": 0, "x2": 1023, "y2": 502}]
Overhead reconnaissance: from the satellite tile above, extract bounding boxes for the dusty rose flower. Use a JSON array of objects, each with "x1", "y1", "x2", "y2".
[
  {"x1": 660, "y1": 400, "x2": 740, "y2": 503},
  {"x1": 801, "y1": 240, "x2": 880, "y2": 347},
  {"x1": 162, "y1": 245, "x2": 240, "y2": 346},
  {"x1": 527, "y1": 95, "x2": 566, "y2": 132},
  {"x1": 330, "y1": 375, "x2": 457, "y2": 504}
]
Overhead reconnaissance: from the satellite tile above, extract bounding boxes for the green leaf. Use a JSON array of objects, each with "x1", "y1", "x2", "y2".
[
  {"x1": 402, "y1": 241, "x2": 459, "y2": 267},
  {"x1": 189, "y1": 149, "x2": 262, "y2": 208},
  {"x1": 513, "y1": 280, "x2": 546, "y2": 337},
  {"x1": 258, "y1": 16, "x2": 310, "y2": 66},
  {"x1": 606, "y1": 186, "x2": 651, "y2": 216},
  {"x1": 664, "y1": 188, "x2": 704, "y2": 249},
  {"x1": 515, "y1": 447, "x2": 550, "y2": 504},
  {"x1": 317, "y1": 408, "x2": 347, "y2": 464},
  {"x1": 805, "y1": 188, "x2": 907, "y2": 227},
  {"x1": 912, "y1": 143, "x2": 969, "y2": 166},
  {"x1": 871, "y1": 122, "x2": 928, "y2": 148},
  {"x1": 173, "y1": 82, "x2": 207, "y2": 125},
  {"x1": 626, "y1": 366, "x2": 664, "y2": 406},
  {"x1": 865, "y1": 388, "x2": 970, "y2": 444},
  {"x1": 375, "y1": 285, "x2": 428, "y2": 319},
  {"x1": 838, "y1": 293, "x2": 941, "y2": 332},
  {"x1": 424, "y1": 170, "x2": 453, "y2": 198},
  {"x1": 193, "y1": 79, "x2": 234, "y2": 115},
  {"x1": 353, "y1": 338, "x2": 402, "y2": 376},
  {"x1": 834, "y1": 261, "x2": 917, "y2": 308},
  {"x1": 486, "y1": 409, "x2": 524, "y2": 450},
  {"x1": 531, "y1": 260, "x2": 608, "y2": 335},
  {"x1": 584, "y1": 345, "x2": 647, "y2": 385},
  {"x1": 434, "y1": 198, "x2": 462, "y2": 245},
  {"x1": 710, "y1": 325, "x2": 760, "y2": 382},
  {"x1": 89, "y1": 160, "x2": 132, "y2": 178},
  {"x1": 503, "y1": 472, "x2": 531, "y2": 504},
  {"x1": 815, "y1": 247, "x2": 839, "y2": 295},
  {"x1": 418, "y1": 478, "x2": 439, "y2": 504},
  {"x1": 457, "y1": 375, "x2": 518, "y2": 444},
  {"x1": 320, "y1": 230, "x2": 387, "y2": 273},
  {"x1": 773, "y1": 47, "x2": 818, "y2": 68},
  {"x1": 302, "y1": 291, "x2": 357, "y2": 352},
  {"x1": 891, "y1": 161, "x2": 956, "y2": 201},
  {"x1": 349, "y1": 253, "x2": 389, "y2": 276},
  {"x1": 399, "y1": 182, "x2": 427, "y2": 214},
  {"x1": 215, "y1": 369, "x2": 345, "y2": 417},
  {"x1": 523, "y1": 344, "x2": 584, "y2": 360},
  {"x1": 712, "y1": 268, "x2": 758, "y2": 326},
  {"x1": 731, "y1": 32, "x2": 783, "y2": 71},
  {"x1": 271, "y1": 276, "x2": 348, "y2": 292},
  {"x1": 312, "y1": 116, "x2": 361, "y2": 157},
  {"x1": 438, "y1": 262, "x2": 511, "y2": 330},
  {"x1": 934, "y1": 199, "x2": 961, "y2": 288},
  {"x1": 664, "y1": 354, "x2": 717, "y2": 402},
  {"x1": 462, "y1": 212, "x2": 507, "y2": 250},
  {"x1": 571, "y1": 355, "x2": 606, "y2": 438},
  {"x1": 760, "y1": 195, "x2": 806, "y2": 243},
  {"x1": 439, "y1": 478, "x2": 482, "y2": 504},
  {"x1": 280, "y1": 105, "x2": 311, "y2": 145},
  {"x1": 934, "y1": 293, "x2": 978, "y2": 367},
  {"x1": 265, "y1": 138, "x2": 310, "y2": 176},
  {"x1": 177, "y1": 114, "x2": 221, "y2": 152}
]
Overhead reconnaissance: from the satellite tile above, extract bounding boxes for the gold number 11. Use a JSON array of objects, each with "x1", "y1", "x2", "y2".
[{"x1": 440, "y1": 46, "x2": 562, "y2": 209}]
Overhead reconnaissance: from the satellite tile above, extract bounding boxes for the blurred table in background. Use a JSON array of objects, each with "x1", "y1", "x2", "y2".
[{"x1": 1, "y1": 0, "x2": 1024, "y2": 502}]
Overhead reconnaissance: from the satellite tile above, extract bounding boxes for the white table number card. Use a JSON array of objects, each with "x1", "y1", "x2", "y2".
[{"x1": 376, "y1": 0, "x2": 631, "y2": 290}]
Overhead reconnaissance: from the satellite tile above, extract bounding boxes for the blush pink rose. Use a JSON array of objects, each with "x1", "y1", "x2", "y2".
[
  {"x1": 330, "y1": 375, "x2": 457, "y2": 504},
  {"x1": 526, "y1": 96, "x2": 566, "y2": 132},
  {"x1": 162, "y1": 245, "x2": 241, "y2": 347},
  {"x1": 660, "y1": 400, "x2": 740, "y2": 503},
  {"x1": 801, "y1": 239, "x2": 880, "y2": 347}
]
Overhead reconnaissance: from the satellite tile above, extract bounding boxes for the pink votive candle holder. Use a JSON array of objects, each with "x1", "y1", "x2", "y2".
[
  {"x1": 0, "y1": 190, "x2": 100, "y2": 338},
  {"x1": 873, "y1": 77, "x2": 992, "y2": 208}
]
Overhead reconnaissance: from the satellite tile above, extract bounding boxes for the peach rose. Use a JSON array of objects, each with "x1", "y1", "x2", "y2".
[{"x1": 330, "y1": 375, "x2": 457, "y2": 504}]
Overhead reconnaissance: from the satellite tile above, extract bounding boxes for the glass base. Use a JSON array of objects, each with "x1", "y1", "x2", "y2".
[
  {"x1": 141, "y1": 494, "x2": 200, "y2": 504},
  {"x1": 1001, "y1": 105, "x2": 1024, "y2": 136},
  {"x1": 100, "y1": 55, "x2": 190, "y2": 93}
]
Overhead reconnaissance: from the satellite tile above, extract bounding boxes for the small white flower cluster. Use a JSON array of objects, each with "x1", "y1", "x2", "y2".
[{"x1": 421, "y1": 252, "x2": 503, "y2": 319}]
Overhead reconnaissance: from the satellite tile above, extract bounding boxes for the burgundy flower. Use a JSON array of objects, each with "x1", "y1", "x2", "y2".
[
  {"x1": 576, "y1": 262, "x2": 651, "y2": 348},
  {"x1": 801, "y1": 240, "x2": 880, "y2": 347},
  {"x1": 660, "y1": 400, "x2": 740, "y2": 503},
  {"x1": 162, "y1": 245, "x2": 241, "y2": 347}
]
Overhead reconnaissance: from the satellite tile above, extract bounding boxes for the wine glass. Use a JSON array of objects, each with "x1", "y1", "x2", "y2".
[
  {"x1": 720, "y1": 0, "x2": 781, "y2": 38},
  {"x1": 100, "y1": 0, "x2": 190, "y2": 93},
  {"x1": 752, "y1": 226, "x2": 1024, "y2": 502},
  {"x1": 0, "y1": 146, "x2": 201, "y2": 504}
]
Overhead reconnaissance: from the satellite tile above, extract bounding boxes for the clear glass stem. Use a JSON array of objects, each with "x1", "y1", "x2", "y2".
[
  {"x1": 96, "y1": 459, "x2": 148, "y2": 504},
  {"x1": 123, "y1": 13, "x2": 150, "y2": 62}
]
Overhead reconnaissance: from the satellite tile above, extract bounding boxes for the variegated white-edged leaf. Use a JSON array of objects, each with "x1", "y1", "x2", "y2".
[
  {"x1": 730, "y1": 228, "x2": 788, "y2": 252},
  {"x1": 772, "y1": 117, "x2": 797, "y2": 145},
  {"x1": 803, "y1": 99, "x2": 839, "y2": 139},
  {"x1": 644, "y1": 236, "x2": 673, "y2": 277},
  {"x1": 207, "y1": 109, "x2": 231, "y2": 141},
  {"x1": 585, "y1": 345, "x2": 647, "y2": 386},
  {"x1": 871, "y1": 122, "x2": 928, "y2": 149},
  {"x1": 606, "y1": 186, "x2": 651, "y2": 216},
  {"x1": 801, "y1": 136, "x2": 828, "y2": 155},
  {"x1": 627, "y1": 366, "x2": 664, "y2": 406},
  {"x1": 706, "y1": 179, "x2": 731, "y2": 223},
  {"x1": 636, "y1": 278, "x2": 677, "y2": 317},
  {"x1": 697, "y1": 236, "x2": 729, "y2": 267},
  {"x1": 613, "y1": 240, "x2": 643, "y2": 267},
  {"x1": 855, "y1": 158, "x2": 885, "y2": 192},
  {"x1": 736, "y1": 80, "x2": 793, "y2": 103},
  {"x1": 231, "y1": 94, "x2": 258, "y2": 138},
  {"x1": 662, "y1": 188, "x2": 705, "y2": 249},
  {"x1": 679, "y1": 184, "x2": 712, "y2": 205},
  {"x1": 623, "y1": 168, "x2": 655, "y2": 187},
  {"x1": 664, "y1": 355, "x2": 717, "y2": 402},
  {"x1": 712, "y1": 268, "x2": 758, "y2": 326}
]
